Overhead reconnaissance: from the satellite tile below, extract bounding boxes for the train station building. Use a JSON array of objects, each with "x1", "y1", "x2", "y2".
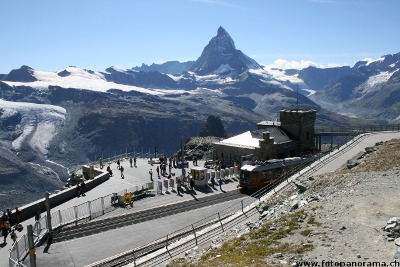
[{"x1": 213, "y1": 109, "x2": 316, "y2": 163}]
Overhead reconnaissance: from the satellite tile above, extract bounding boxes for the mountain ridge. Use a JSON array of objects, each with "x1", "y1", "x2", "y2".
[{"x1": 0, "y1": 26, "x2": 397, "y2": 207}]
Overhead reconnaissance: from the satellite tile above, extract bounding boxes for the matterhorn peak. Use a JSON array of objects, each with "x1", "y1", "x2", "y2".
[{"x1": 190, "y1": 27, "x2": 262, "y2": 75}]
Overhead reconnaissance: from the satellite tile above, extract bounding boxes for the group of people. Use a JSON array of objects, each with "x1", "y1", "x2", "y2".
[
  {"x1": 210, "y1": 174, "x2": 224, "y2": 191},
  {"x1": 0, "y1": 208, "x2": 22, "y2": 245}
]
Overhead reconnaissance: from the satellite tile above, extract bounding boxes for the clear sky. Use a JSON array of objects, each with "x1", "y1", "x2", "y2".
[{"x1": 1, "y1": 0, "x2": 399, "y2": 73}]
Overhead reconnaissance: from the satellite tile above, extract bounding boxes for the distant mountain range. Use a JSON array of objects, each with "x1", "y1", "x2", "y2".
[{"x1": 0, "y1": 26, "x2": 399, "y2": 207}]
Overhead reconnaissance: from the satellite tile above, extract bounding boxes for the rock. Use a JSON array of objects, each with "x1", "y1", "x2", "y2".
[
  {"x1": 395, "y1": 249, "x2": 400, "y2": 259},
  {"x1": 387, "y1": 217, "x2": 400, "y2": 224},
  {"x1": 386, "y1": 223, "x2": 397, "y2": 231},
  {"x1": 388, "y1": 238, "x2": 395, "y2": 242},
  {"x1": 395, "y1": 238, "x2": 400, "y2": 246},
  {"x1": 272, "y1": 252, "x2": 283, "y2": 258},
  {"x1": 340, "y1": 226, "x2": 346, "y2": 230},
  {"x1": 293, "y1": 182, "x2": 307, "y2": 193},
  {"x1": 357, "y1": 254, "x2": 361, "y2": 258}
]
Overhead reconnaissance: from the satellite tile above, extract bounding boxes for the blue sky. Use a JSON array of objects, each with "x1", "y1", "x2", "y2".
[{"x1": 1, "y1": 0, "x2": 399, "y2": 73}]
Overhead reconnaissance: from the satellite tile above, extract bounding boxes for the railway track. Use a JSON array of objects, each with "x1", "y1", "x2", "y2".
[{"x1": 52, "y1": 189, "x2": 244, "y2": 243}]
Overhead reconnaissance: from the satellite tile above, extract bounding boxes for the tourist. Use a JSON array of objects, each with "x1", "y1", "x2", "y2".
[
  {"x1": 134, "y1": 156, "x2": 137, "y2": 167},
  {"x1": 15, "y1": 207, "x2": 21, "y2": 224},
  {"x1": 2, "y1": 221, "x2": 9, "y2": 244},
  {"x1": 177, "y1": 179, "x2": 182, "y2": 196},
  {"x1": 120, "y1": 165, "x2": 124, "y2": 179},
  {"x1": 129, "y1": 157, "x2": 133, "y2": 167},
  {"x1": 117, "y1": 159, "x2": 120, "y2": 169},
  {"x1": 80, "y1": 181, "x2": 86, "y2": 196},
  {"x1": 76, "y1": 184, "x2": 81, "y2": 197},
  {"x1": 149, "y1": 169, "x2": 153, "y2": 181},
  {"x1": 210, "y1": 175, "x2": 216, "y2": 189},
  {"x1": 10, "y1": 229, "x2": 17, "y2": 244},
  {"x1": 190, "y1": 177, "x2": 195, "y2": 191},
  {"x1": 218, "y1": 178, "x2": 223, "y2": 191}
]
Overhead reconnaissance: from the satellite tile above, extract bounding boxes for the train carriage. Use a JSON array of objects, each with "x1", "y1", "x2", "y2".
[{"x1": 239, "y1": 157, "x2": 310, "y2": 192}]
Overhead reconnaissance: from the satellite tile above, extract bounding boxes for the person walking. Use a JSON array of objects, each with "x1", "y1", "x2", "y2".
[
  {"x1": 129, "y1": 157, "x2": 133, "y2": 167},
  {"x1": 218, "y1": 177, "x2": 223, "y2": 191},
  {"x1": 177, "y1": 179, "x2": 182, "y2": 196},
  {"x1": 149, "y1": 169, "x2": 153, "y2": 181},
  {"x1": 190, "y1": 177, "x2": 195, "y2": 191},
  {"x1": 120, "y1": 165, "x2": 125, "y2": 179},
  {"x1": 210, "y1": 175, "x2": 216, "y2": 189},
  {"x1": 156, "y1": 165, "x2": 160, "y2": 179}
]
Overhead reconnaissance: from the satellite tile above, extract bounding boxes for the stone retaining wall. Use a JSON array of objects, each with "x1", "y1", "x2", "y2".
[{"x1": 16, "y1": 166, "x2": 109, "y2": 223}]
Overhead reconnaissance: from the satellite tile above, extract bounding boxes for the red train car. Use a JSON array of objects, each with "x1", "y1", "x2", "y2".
[{"x1": 239, "y1": 157, "x2": 310, "y2": 192}]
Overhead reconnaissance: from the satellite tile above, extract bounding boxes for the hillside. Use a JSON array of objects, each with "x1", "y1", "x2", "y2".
[{"x1": 168, "y1": 138, "x2": 400, "y2": 266}]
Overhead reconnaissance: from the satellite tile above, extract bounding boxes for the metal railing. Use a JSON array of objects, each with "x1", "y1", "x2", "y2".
[{"x1": 8, "y1": 181, "x2": 154, "y2": 267}]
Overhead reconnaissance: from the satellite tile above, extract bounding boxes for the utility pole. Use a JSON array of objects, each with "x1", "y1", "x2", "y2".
[
  {"x1": 181, "y1": 140, "x2": 185, "y2": 178},
  {"x1": 45, "y1": 192, "x2": 53, "y2": 243},
  {"x1": 27, "y1": 225, "x2": 37, "y2": 267}
]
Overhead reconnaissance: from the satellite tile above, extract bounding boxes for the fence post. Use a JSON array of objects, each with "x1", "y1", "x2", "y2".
[
  {"x1": 45, "y1": 192, "x2": 53, "y2": 240},
  {"x1": 74, "y1": 206, "x2": 78, "y2": 225},
  {"x1": 192, "y1": 224, "x2": 198, "y2": 246},
  {"x1": 218, "y1": 212, "x2": 224, "y2": 232},
  {"x1": 101, "y1": 197, "x2": 105, "y2": 215},
  {"x1": 15, "y1": 240, "x2": 20, "y2": 263},
  {"x1": 58, "y1": 210, "x2": 63, "y2": 226},
  {"x1": 88, "y1": 201, "x2": 92, "y2": 220},
  {"x1": 132, "y1": 249, "x2": 137, "y2": 267},
  {"x1": 27, "y1": 225, "x2": 37, "y2": 267}
]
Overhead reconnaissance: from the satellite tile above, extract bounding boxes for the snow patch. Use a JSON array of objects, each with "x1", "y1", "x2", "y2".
[{"x1": 0, "y1": 99, "x2": 66, "y2": 155}]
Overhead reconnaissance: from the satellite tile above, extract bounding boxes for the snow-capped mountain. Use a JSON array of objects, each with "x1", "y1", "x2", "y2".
[
  {"x1": 0, "y1": 26, "x2": 398, "y2": 207},
  {"x1": 307, "y1": 53, "x2": 400, "y2": 123},
  {"x1": 190, "y1": 26, "x2": 263, "y2": 75}
]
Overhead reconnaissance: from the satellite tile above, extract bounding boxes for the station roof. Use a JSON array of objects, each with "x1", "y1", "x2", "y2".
[{"x1": 214, "y1": 127, "x2": 292, "y2": 149}]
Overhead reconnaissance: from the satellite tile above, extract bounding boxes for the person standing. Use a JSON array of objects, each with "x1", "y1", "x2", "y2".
[
  {"x1": 10, "y1": 229, "x2": 17, "y2": 244},
  {"x1": 211, "y1": 175, "x2": 216, "y2": 189},
  {"x1": 2, "y1": 221, "x2": 10, "y2": 244},
  {"x1": 149, "y1": 169, "x2": 153, "y2": 181},
  {"x1": 76, "y1": 184, "x2": 81, "y2": 197},
  {"x1": 129, "y1": 157, "x2": 133, "y2": 168},
  {"x1": 120, "y1": 165, "x2": 125, "y2": 179},
  {"x1": 80, "y1": 181, "x2": 86, "y2": 196},
  {"x1": 134, "y1": 156, "x2": 137, "y2": 167},
  {"x1": 117, "y1": 159, "x2": 120, "y2": 169},
  {"x1": 190, "y1": 177, "x2": 195, "y2": 191},
  {"x1": 156, "y1": 165, "x2": 160, "y2": 179},
  {"x1": 1, "y1": 221, "x2": 8, "y2": 244},
  {"x1": 177, "y1": 179, "x2": 182, "y2": 196}
]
